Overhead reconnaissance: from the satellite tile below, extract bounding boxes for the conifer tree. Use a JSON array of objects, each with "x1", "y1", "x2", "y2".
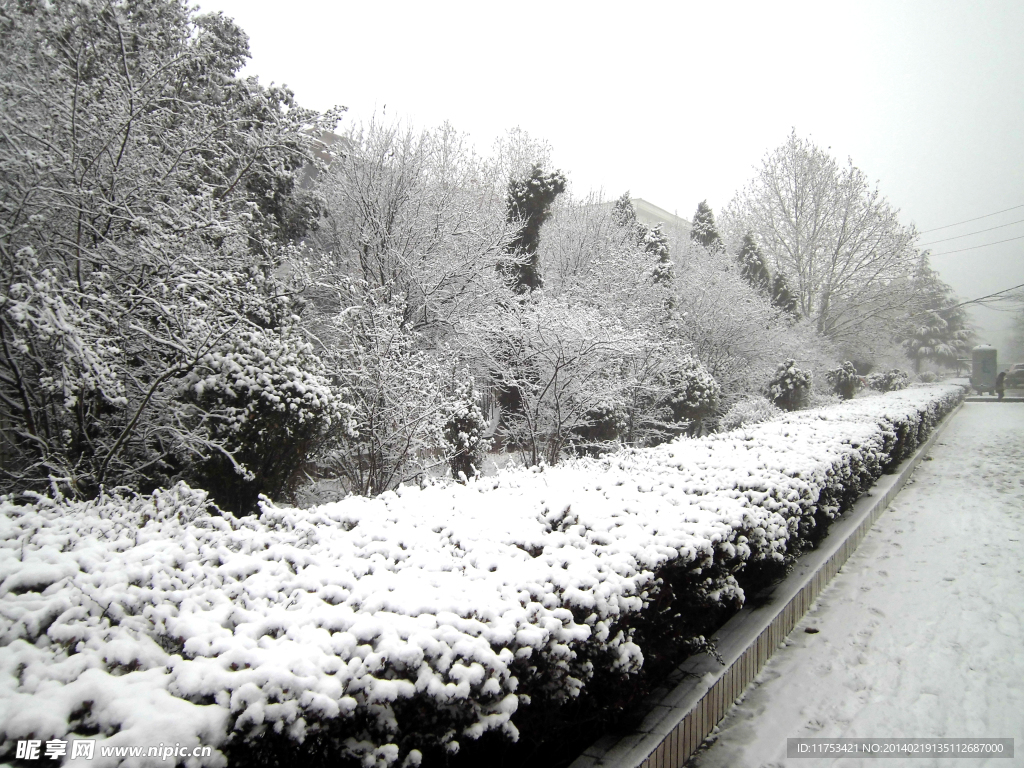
[
  {"x1": 736, "y1": 233, "x2": 798, "y2": 316},
  {"x1": 612, "y1": 191, "x2": 639, "y2": 230},
  {"x1": 612, "y1": 192, "x2": 674, "y2": 283},
  {"x1": 771, "y1": 273, "x2": 799, "y2": 316},
  {"x1": 502, "y1": 164, "x2": 567, "y2": 292},
  {"x1": 737, "y1": 233, "x2": 772, "y2": 292},
  {"x1": 900, "y1": 259, "x2": 972, "y2": 371},
  {"x1": 691, "y1": 200, "x2": 724, "y2": 252},
  {"x1": 647, "y1": 225, "x2": 674, "y2": 284}
]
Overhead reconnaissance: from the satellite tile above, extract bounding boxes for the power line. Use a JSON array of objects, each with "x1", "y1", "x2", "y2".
[
  {"x1": 918, "y1": 203, "x2": 1024, "y2": 234},
  {"x1": 950, "y1": 282, "x2": 1024, "y2": 311},
  {"x1": 926, "y1": 233, "x2": 1024, "y2": 256},
  {"x1": 918, "y1": 217, "x2": 1024, "y2": 247},
  {"x1": 921, "y1": 281, "x2": 1024, "y2": 318}
]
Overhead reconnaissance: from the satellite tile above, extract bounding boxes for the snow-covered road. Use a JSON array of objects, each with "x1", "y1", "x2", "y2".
[{"x1": 691, "y1": 402, "x2": 1024, "y2": 767}]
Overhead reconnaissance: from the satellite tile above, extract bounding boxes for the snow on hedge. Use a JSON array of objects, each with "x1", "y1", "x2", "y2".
[{"x1": 0, "y1": 385, "x2": 963, "y2": 767}]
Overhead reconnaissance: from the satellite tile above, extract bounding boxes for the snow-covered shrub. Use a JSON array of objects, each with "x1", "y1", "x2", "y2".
[
  {"x1": 184, "y1": 325, "x2": 351, "y2": 513},
  {"x1": 569, "y1": 401, "x2": 628, "y2": 457},
  {"x1": 0, "y1": 386, "x2": 964, "y2": 768},
  {"x1": 718, "y1": 396, "x2": 782, "y2": 431},
  {"x1": 442, "y1": 375, "x2": 491, "y2": 481},
  {"x1": 665, "y1": 356, "x2": 721, "y2": 435},
  {"x1": 764, "y1": 359, "x2": 812, "y2": 411},
  {"x1": 826, "y1": 361, "x2": 862, "y2": 400},
  {"x1": 866, "y1": 369, "x2": 911, "y2": 393},
  {"x1": 918, "y1": 371, "x2": 938, "y2": 383}
]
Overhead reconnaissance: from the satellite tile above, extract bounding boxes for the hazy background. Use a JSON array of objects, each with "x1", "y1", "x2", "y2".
[{"x1": 203, "y1": 0, "x2": 1024, "y2": 356}]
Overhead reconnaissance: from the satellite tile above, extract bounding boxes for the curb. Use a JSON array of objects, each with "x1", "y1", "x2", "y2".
[
  {"x1": 963, "y1": 396, "x2": 1024, "y2": 403},
  {"x1": 570, "y1": 401, "x2": 965, "y2": 768}
]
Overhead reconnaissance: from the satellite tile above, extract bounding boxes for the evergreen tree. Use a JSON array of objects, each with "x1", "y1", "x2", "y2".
[
  {"x1": 765, "y1": 359, "x2": 812, "y2": 411},
  {"x1": 612, "y1": 191, "x2": 639, "y2": 230},
  {"x1": 770, "y1": 272, "x2": 799, "y2": 316},
  {"x1": 612, "y1": 192, "x2": 674, "y2": 284},
  {"x1": 646, "y1": 225, "x2": 674, "y2": 284},
  {"x1": 442, "y1": 375, "x2": 491, "y2": 482},
  {"x1": 826, "y1": 361, "x2": 862, "y2": 400},
  {"x1": 736, "y1": 233, "x2": 798, "y2": 316},
  {"x1": 900, "y1": 259, "x2": 972, "y2": 371},
  {"x1": 691, "y1": 200, "x2": 724, "y2": 251},
  {"x1": 612, "y1": 190, "x2": 650, "y2": 250},
  {"x1": 502, "y1": 164, "x2": 567, "y2": 292},
  {"x1": 737, "y1": 233, "x2": 772, "y2": 292},
  {"x1": 664, "y1": 357, "x2": 721, "y2": 436}
]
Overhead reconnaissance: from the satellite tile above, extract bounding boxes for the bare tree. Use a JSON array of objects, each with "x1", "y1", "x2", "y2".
[
  {"x1": 472, "y1": 296, "x2": 644, "y2": 466},
  {"x1": 306, "y1": 120, "x2": 516, "y2": 337},
  {"x1": 312, "y1": 292, "x2": 454, "y2": 496},
  {"x1": 723, "y1": 132, "x2": 921, "y2": 350},
  {"x1": 669, "y1": 244, "x2": 792, "y2": 394}
]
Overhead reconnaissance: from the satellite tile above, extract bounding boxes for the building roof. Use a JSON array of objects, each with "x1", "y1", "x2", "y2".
[{"x1": 630, "y1": 198, "x2": 691, "y2": 231}]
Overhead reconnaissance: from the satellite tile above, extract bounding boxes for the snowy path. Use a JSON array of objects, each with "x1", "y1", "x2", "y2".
[{"x1": 690, "y1": 403, "x2": 1024, "y2": 768}]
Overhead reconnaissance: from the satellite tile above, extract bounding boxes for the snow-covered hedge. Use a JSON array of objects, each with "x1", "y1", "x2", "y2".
[
  {"x1": 866, "y1": 369, "x2": 911, "y2": 393},
  {"x1": 0, "y1": 385, "x2": 963, "y2": 767},
  {"x1": 718, "y1": 396, "x2": 782, "y2": 432}
]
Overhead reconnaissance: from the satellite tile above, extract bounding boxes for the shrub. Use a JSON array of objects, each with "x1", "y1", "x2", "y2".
[
  {"x1": 764, "y1": 359, "x2": 812, "y2": 411},
  {"x1": 570, "y1": 402, "x2": 628, "y2": 457},
  {"x1": 718, "y1": 396, "x2": 782, "y2": 431},
  {"x1": 866, "y1": 369, "x2": 911, "y2": 393},
  {"x1": 918, "y1": 371, "x2": 938, "y2": 383},
  {"x1": 184, "y1": 326, "x2": 351, "y2": 514},
  {"x1": 664, "y1": 357, "x2": 721, "y2": 435},
  {"x1": 826, "y1": 361, "x2": 862, "y2": 400},
  {"x1": 443, "y1": 375, "x2": 491, "y2": 481}
]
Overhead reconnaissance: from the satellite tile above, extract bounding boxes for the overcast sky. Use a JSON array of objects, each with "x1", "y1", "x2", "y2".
[{"x1": 204, "y1": 0, "x2": 1024, "y2": 354}]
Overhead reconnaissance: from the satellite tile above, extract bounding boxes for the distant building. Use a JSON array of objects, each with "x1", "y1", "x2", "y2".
[{"x1": 629, "y1": 198, "x2": 690, "y2": 233}]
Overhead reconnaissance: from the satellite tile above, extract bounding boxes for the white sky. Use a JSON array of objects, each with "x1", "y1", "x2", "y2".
[{"x1": 202, "y1": 0, "x2": 1024, "y2": 355}]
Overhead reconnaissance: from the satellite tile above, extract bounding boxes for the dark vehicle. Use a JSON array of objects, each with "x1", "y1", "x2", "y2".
[{"x1": 1005, "y1": 363, "x2": 1024, "y2": 388}]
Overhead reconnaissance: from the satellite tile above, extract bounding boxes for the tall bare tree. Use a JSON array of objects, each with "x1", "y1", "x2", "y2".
[
  {"x1": 306, "y1": 120, "x2": 516, "y2": 336},
  {"x1": 723, "y1": 132, "x2": 920, "y2": 349}
]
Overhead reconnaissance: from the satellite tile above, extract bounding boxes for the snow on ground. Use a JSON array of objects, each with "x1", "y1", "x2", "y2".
[{"x1": 691, "y1": 402, "x2": 1024, "y2": 768}]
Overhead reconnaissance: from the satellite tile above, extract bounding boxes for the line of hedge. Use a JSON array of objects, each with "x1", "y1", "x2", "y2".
[{"x1": 0, "y1": 385, "x2": 963, "y2": 767}]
